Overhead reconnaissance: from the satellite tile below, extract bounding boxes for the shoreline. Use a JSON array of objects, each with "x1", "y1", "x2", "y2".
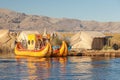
[{"x1": 68, "y1": 49, "x2": 120, "y2": 57}]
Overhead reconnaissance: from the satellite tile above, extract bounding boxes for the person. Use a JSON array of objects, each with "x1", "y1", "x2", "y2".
[{"x1": 22, "y1": 40, "x2": 27, "y2": 49}]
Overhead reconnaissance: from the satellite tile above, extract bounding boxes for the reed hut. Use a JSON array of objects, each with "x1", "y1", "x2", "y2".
[
  {"x1": 70, "y1": 31, "x2": 106, "y2": 50},
  {"x1": 0, "y1": 29, "x2": 17, "y2": 51}
]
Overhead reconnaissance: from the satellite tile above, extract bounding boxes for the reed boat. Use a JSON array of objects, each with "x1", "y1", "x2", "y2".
[
  {"x1": 52, "y1": 41, "x2": 68, "y2": 57},
  {"x1": 14, "y1": 42, "x2": 52, "y2": 57}
]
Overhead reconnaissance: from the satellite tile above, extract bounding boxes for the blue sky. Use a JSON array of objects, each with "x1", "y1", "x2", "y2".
[{"x1": 0, "y1": 0, "x2": 120, "y2": 22}]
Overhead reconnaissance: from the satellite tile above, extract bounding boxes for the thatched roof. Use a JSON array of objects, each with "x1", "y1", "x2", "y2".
[
  {"x1": 84, "y1": 31, "x2": 105, "y2": 38},
  {"x1": 71, "y1": 31, "x2": 105, "y2": 40},
  {"x1": 0, "y1": 29, "x2": 10, "y2": 44}
]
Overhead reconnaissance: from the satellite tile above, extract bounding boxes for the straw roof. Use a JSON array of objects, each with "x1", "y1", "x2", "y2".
[
  {"x1": 0, "y1": 29, "x2": 10, "y2": 44},
  {"x1": 84, "y1": 31, "x2": 105, "y2": 38}
]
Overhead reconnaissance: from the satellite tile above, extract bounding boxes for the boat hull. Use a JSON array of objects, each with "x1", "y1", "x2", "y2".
[
  {"x1": 52, "y1": 41, "x2": 68, "y2": 57},
  {"x1": 14, "y1": 42, "x2": 52, "y2": 57}
]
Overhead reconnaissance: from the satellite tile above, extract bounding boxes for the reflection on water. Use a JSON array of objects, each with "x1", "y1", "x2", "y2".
[
  {"x1": 15, "y1": 56, "x2": 68, "y2": 80},
  {"x1": 16, "y1": 56, "x2": 52, "y2": 80},
  {"x1": 0, "y1": 55, "x2": 120, "y2": 80}
]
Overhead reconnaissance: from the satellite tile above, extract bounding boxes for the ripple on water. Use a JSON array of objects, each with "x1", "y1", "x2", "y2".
[{"x1": 0, "y1": 56, "x2": 120, "y2": 80}]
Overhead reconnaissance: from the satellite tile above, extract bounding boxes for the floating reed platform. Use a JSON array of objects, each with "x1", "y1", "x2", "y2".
[{"x1": 68, "y1": 49, "x2": 120, "y2": 57}]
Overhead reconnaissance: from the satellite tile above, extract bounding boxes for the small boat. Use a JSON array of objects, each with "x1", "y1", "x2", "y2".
[
  {"x1": 52, "y1": 41, "x2": 68, "y2": 57},
  {"x1": 14, "y1": 42, "x2": 52, "y2": 57}
]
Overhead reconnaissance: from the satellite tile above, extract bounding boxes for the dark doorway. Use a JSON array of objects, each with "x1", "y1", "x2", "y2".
[{"x1": 92, "y1": 38, "x2": 106, "y2": 50}]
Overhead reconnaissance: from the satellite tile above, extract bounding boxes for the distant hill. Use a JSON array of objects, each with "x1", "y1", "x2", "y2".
[{"x1": 0, "y1": 8, "x2": 120, "y2": 32}]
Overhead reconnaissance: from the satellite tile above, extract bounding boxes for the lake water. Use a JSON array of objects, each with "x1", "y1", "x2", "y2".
[{"x1": 0, "y1": 54, "x2": 120, "y2": 80}]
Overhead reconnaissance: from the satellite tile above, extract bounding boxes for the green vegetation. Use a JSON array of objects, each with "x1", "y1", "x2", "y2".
[
  {"x1": 102, "y1": 45, "x2": 113, "y2": 50},
  {"x1": 51, "y1": 37, "x2": 62, "y2": 46}
]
